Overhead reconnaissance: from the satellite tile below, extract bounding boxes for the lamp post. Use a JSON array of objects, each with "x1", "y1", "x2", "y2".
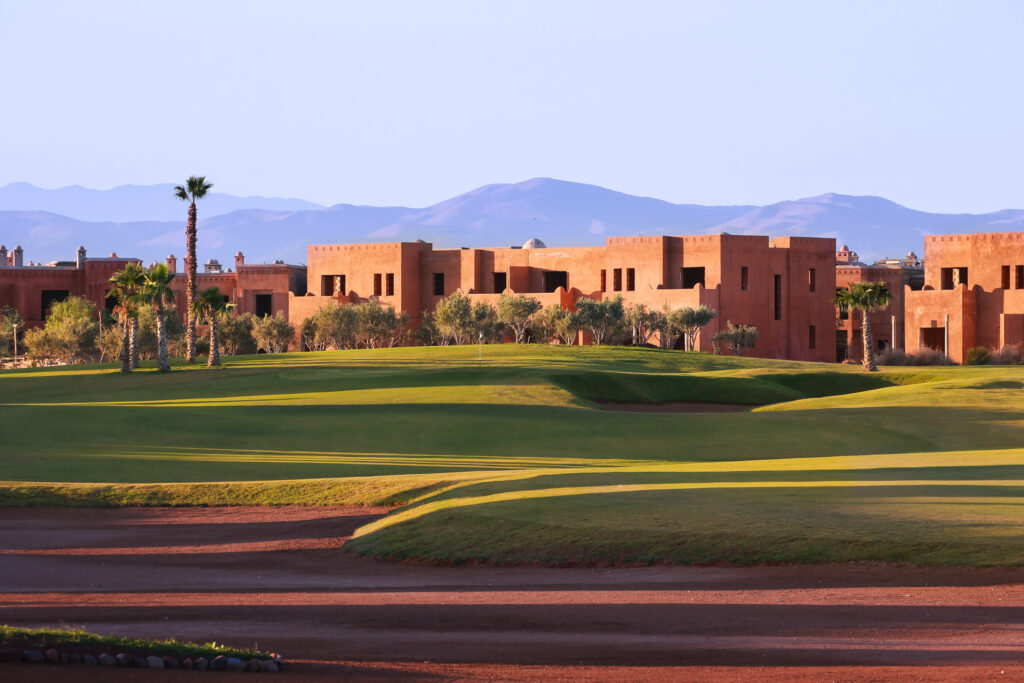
[
  {"x1": 12, "y1": 321, "x2": 21, "y2": 360},
  {"x1": 479, "y1": 331, "x2": 483, "y2": 363}
]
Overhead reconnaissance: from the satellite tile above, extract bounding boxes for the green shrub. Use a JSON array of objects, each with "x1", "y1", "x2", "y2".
[{"x1": 964, "y1": 346, "x2": 991, "y2": 365}]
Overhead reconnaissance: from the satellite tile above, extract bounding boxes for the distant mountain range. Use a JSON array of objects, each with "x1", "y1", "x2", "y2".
[{"x1": 2, "y1": 178, "x2": 1023, "y2": 267}]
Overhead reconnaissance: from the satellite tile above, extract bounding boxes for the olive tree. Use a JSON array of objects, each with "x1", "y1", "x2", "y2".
[
  {"x1": 574, "y1": 296, "x2": 625, "y2": 346},
  {"x1": 497, "y1": 293, "x2": 541, "y2": 344}
]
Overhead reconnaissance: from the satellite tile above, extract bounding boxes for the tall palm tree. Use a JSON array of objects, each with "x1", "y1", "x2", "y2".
[
  {"x1": 108, "y1": 264, "x2": 145, "y2": 373},
  {"x1": 174, "y1": 176, "x2": 213, "y2": 364},
  {"x1": 835, "y1": 281, "x2": 893, "y2": 372},
  {"x1": 192, "y1": 287, "x2": 229, "y2": 367},
  {"x1": 140, "y1": 263, "x2": 176, "y2": 373}
]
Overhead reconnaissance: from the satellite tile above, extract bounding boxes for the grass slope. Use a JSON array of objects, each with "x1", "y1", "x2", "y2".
[{"x1": 3, "y1": 345, "x2": 1023, "y2": 565}]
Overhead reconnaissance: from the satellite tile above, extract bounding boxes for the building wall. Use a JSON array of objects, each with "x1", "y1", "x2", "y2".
[
  {"x1": 292, "y1": 233, "x2": 837, "y2": 361},
  {"x1": 904, "y1": 233, "x2": 1024, "y2": 363},
  {"x1": 835, "y1": 264, "x2": 909, "y2": 362}
]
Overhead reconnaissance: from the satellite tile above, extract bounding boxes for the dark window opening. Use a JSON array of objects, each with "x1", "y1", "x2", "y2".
[
  {"x1": 373, "y1": 273, "x2": 383, "y2": 297},
  {"x1": 321, "y1": 275, "x2": 334, "y2": 296},
  {"x1": 741, "y1": 266, "x2": 748, "y2": 291},
  {"x1": 493, "y1": 271, "x2": 506, "y2": 293},
  {"x1": 255, "y1": 294, "x2": 273, "y2": 318},
  {"x1": 41, "y1": 290, "x2": 69, "y2": 317},
  {"x1": 941, "y1": 267, "x2": 968, "y2": 290},
  {"x1": 104, "y1": 289, "x2": 116, "y2": 312},
  {"x1": 921, "y1": 327, "x2": 945, "y2": 353},
  {"x1": 542, "y1": 270, "x2": 568, "y2": 293},
  {"x1": 809, "y1": 325, "x2": 816, "y2": 350},
  {"x1": 600, "y1": 269, "x2": 606, "y2": 292},
  {"x1": 385, "y1": 273, "x2": 395, "y2": 296},
  {"x1": 773, "y1": 274, "x2": 782, "y2": 320},
  {"x1": 613, "y1": 268, "x2": 622, "y2": 291},
  {"x1": 626, "y1": 268, "x2": 635, "y2": 291},
  {"x1": 1003, "y1": 266, "x2": 1012, "y2": 290},
  {"x1": 877, "y1": 338, "x2": 887, "y2": 352},
  {"x1": 681, "y1": 267, "x2": 706, "y2": 289},
  {"x1": 1017, "y1": 265, "x2": 1024, "y2": 289},
  {"x1": 836, "y1": 330, "x2": 849, "y2": 363},
  {"x1": 433, "y1": 273, "x2": 445, "y2": 296},
  {"x1": 223, "y1": 295, "x2": 231, "y2": 304},
  {"x1": 808, "y1": 267, "x2": 816, "y2": 292}
]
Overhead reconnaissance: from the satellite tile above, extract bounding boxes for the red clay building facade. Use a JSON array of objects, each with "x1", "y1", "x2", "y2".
[
  {"x1": 290, "y1": 234, "x2": 838, "y2": 362},
  {"x1": 904, "y1": 232, "x2": 1024, "y2": 363},
  {"x1": 0, "y1": 245, "x2": 305, "y2": 328}
]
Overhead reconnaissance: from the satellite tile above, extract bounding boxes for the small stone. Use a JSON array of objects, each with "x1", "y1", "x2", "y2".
[
  {"x1": 115, "y1": 653, "x2": 131, "y2": 667},
  {"x1": 194, "y1": 656, "x2": 209, "y2": 670},
  {"x1": 244, "y1": 659, "x2": 260, "y2": 672},
  {"x1": 182, "y1": 657, "x2": 193, "y2": 669},
  {"x1": 209, "y1": 655, "x2": 227, "y2": 671},
  {"x1": 225, "y1": 657, "x2": 245, "y2": 672},
  {"x1": 98, "y1": 653, "x2": 116, "y2": 666},
  {"x1": 44, "y1": 648, "x2": 59, "y2": 663},
  {"x1": 132, "y1": 656, "x2": 147, "y2": 668},
  {"x1": 69, "y1": 653, "x2": 82, "y2": 665},
  {"x1": 146, "y1": 655, "x2": 165, "y2": 669},
  {"x1": 263, "y1": 660, "x2": 279, "y2": 672},
  {"x1": 83, "y1": 654, "x2": 98, "y2": 665},
  {"x1": 163, "y1": 656, "x2": 181, "y2": 669},
  {"x1": 22, "y1": 650, "x2": 44, "y2": 663}
]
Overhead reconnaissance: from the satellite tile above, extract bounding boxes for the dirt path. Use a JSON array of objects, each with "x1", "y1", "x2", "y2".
[{"x1": 2, "y1": 506, "x2": 1023, "y2": 680}]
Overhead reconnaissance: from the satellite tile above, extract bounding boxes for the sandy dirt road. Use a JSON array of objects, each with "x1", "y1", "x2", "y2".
[{"x1": 1, "y1": 506, "x2": 1023, "y2": 680}]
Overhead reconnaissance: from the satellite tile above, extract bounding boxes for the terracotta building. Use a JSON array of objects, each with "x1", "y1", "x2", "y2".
[
  {"x1": 289, "y1": 234, "x2": 838, "y2": 361},
  {"x1": 834, "y1": 245, "x2": 923, "y2": 363},
  {"x1": 904, "y1": 232, "x2": 1024, "y2": 363},
  {"x1": 0, "y1": 245, "x2": 305, "y2": 328}
]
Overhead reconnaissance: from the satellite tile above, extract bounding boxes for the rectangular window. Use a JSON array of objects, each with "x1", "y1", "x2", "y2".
[
  {"x1": 773, "y1": 274, "x2": 782, "y2": 320},
  {"x1": 681, "y1": 267, "x2": 706, "y2": 289},
  {"x1": 626, "y1": 268, "x2": 635, "y2": 291},
  {"x1": 1017, "y1": 265, "x2": 1024, "y2": 289},
  {"x1": 808, "y1": 325, "x2": 816, "y2": 350},
  {"x1": 494, "y1": 271, "x2": 507, "y2": 293},
  {"x1": 942, "y1": 267, "x2": 968, "y2": 289},
  {"x1": 808, "y1": 267, "x2": 816, "y2": 292},
  {"x1": 543, "y1": 271, "x2": 568, "y2": 292},
  {"x1": 837, "y1": 288, "x2": 849, "y2": 320},
  {"x1": 613, "y1": 268, "x2": 622, "y2": 291},
  {"x1": 385, "y1": 273, "x2": 395, "y2": 296},
  {"x1": 338, "y1": 275, "x2": 346, "y2": 296},
  {"x1": 321, "y1": 275, "x2": 334, "y2": 297},
  {"x1": 600, "y1": 269, "x2": 606, "y2": 292},
  {"x1": 255, "y1": 294, "x2": 273, "y2": 318},
  {"x1": 741, "y1": 266, "x2": 749, "y2": 291},
  {"x1": 373, "y1": 273, "x2": 383, "y2": 297},
  {"x1": 433, "y1": 273, "x2": 445, "y2": 296},
  {"x1": 41, "y1": 290, "x2": 69, "y2": 316},
  {"x1": 1003, "y1": 266, "x2": 1012, "y2": 290}
]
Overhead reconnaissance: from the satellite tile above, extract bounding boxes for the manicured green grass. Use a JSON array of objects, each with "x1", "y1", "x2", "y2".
[
  {"x1": 3, "y1": 345, "x2": 1024, "y2": 566},
  {"x1": 0, "y1": 625, "x2": 270, "y2": 660}
]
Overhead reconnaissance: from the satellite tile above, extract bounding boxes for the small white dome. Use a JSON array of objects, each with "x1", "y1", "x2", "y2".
[{"x1": 522, "y1": 238, "x2": 547, "y2": 249}]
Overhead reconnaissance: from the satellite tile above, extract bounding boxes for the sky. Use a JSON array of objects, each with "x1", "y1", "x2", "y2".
[{"x1": 1, "y1": 0, "x2": 1022, "y2": 213}]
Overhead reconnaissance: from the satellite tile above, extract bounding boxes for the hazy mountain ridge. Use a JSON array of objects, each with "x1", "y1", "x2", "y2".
[{"x1": 2, "y1": 179, "x2": 1023, "y2": 267}]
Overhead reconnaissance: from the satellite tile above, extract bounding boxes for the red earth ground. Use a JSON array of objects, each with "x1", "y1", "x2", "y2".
[{"x1": 1, "y1": 506, "x2": 1023, "y2": 680}]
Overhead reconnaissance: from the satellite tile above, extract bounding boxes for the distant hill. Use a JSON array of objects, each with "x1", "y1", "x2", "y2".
[
  {"x1": 0, "y1": 182, "x2": 323, "y2": 223},
  {"x1": 2, "y1": 178, "x2": 1023, "y2": 267}
]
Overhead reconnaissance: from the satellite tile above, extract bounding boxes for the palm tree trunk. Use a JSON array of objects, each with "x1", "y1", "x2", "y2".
[
  {"x1": 129, "y1": 316, "x2": 140, "y2": 369},
  {"x1": 119, "y1": 317, "x2": 131, "y2": 373},
  {"x1": 155, "y1": 303, "x2": 170, "y2": 373},
  {"x1": 208, "y1": 318, "x2": 221, "y2": 367},
  {"x1": 185, "y1": 201, "x2": 198, "y2": 364},
  {"x1": 861, "y1": 308, "x2": 877, "y2": 371}
]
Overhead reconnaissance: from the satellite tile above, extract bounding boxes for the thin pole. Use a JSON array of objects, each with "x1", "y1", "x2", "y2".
[{"x1": 478, "y1": 332, "x2": 483, "y2": 362}]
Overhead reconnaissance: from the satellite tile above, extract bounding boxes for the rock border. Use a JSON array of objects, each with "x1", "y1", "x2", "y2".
[{"x1": 20, "y1": 647, "x2": 283, "y2": 672}]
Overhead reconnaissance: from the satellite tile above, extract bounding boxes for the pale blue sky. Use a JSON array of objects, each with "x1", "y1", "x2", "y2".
[{"x1": 1, "y1": 0, "x2": 1021, "y2": 212}]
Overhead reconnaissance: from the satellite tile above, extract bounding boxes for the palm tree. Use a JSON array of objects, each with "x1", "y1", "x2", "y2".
[
  {"x1": 140, "y1": 263, "x2": 176, "y2": 373},
  {"x1": 108, "y1": 265, "x2": 145, "y2": 373},
  {"x1": 835, "y1": 281, "x2": 893, "y2": 372},
  {"x1": 120, "y1": 262, "x2": 147, "y2": 369},
  {"x1": 174, "y1": 176, "x2": 213, "y2": 364},
  {"x1": 192, "y1": 287, "x2": 229, "y2": 367}
]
